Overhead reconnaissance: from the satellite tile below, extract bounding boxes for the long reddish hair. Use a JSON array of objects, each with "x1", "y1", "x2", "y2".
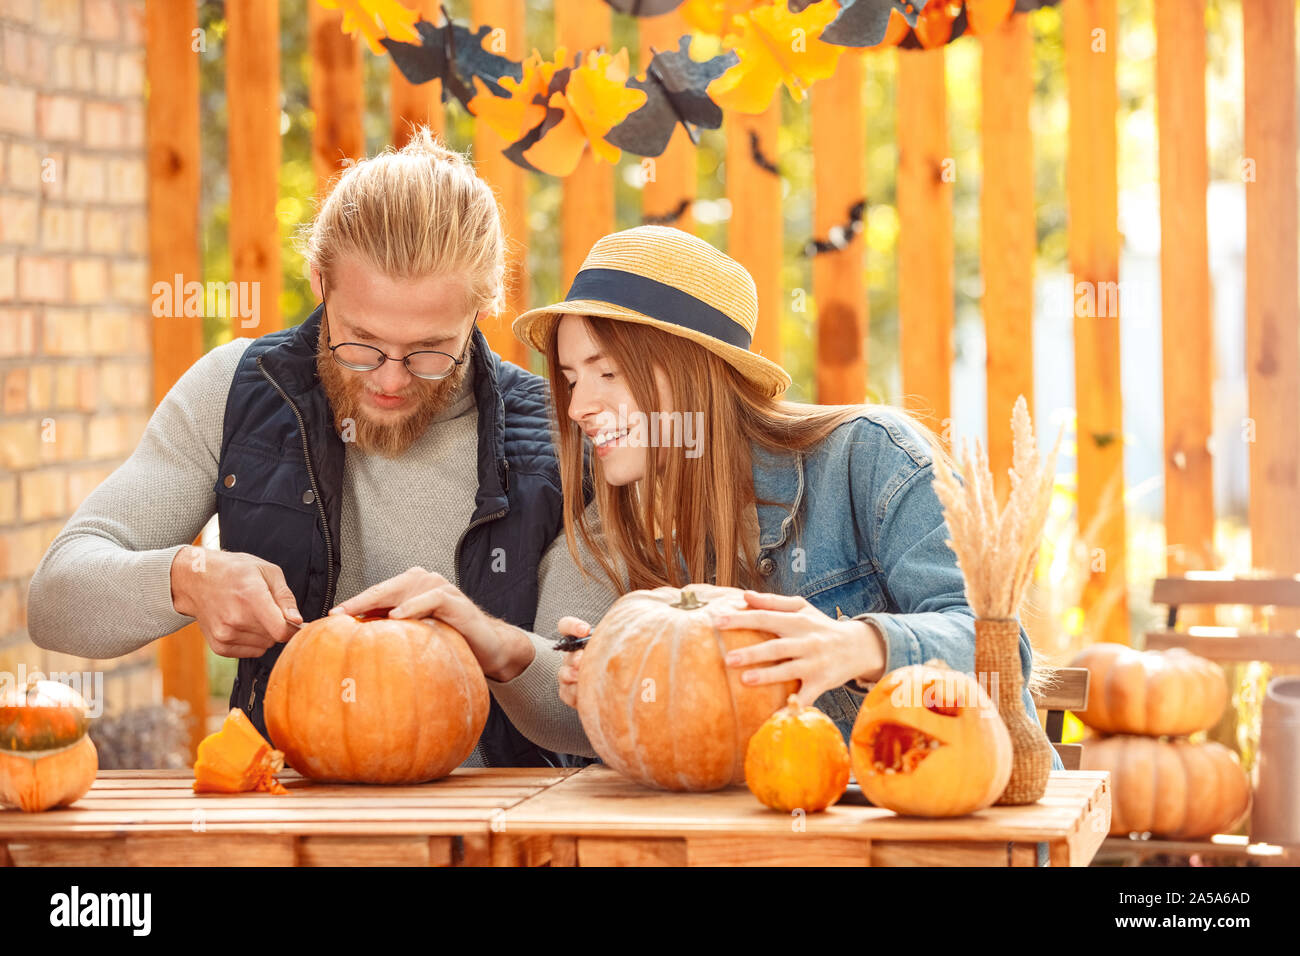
[{"x1": 544, "y1": 315, "x2": 954, "y2": 595}]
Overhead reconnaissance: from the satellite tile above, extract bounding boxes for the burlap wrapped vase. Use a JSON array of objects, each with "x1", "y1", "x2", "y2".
[{"x1": 975, "y1": 617, "x2": 1052, "y2": 805}]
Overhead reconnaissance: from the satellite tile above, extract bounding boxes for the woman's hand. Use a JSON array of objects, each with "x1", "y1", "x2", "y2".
[
  {"x1": 714, "y1": 591, "x2": 887, "y2": 707},
  {"x1": 329, "y1": 567, "x2": 535, "y2": 682},
  {"x1": 555, "y1": 616, "x2": 591, "y2": 709}
]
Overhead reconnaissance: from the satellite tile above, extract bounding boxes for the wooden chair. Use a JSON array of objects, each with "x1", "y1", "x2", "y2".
[
  {"x1": 1144, "y1": 573, "x2": 1300, "y2": 664},
  {"x1": 1031, "y1": 667, "x2": 1089, "y2": 771}
]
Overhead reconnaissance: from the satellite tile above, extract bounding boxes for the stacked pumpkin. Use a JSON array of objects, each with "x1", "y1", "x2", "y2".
[
  {"x1": 1072, "y1": 644, "x2": 1251, "y2": 839},
  {"x1": 0, "y1": 679, "x2": 98, "y2": 812}
]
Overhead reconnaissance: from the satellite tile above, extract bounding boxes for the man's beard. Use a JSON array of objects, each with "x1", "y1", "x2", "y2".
[{"x1": 317, "y1": 334, "x2": 474, "y2": 458}]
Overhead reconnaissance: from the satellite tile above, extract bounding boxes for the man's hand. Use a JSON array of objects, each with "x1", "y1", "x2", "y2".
[
  {"x1": 170, "y1": 547, "x2": 301, "y2": 658},
  {"x1": 329, "y1": 567, "x2": 535, "y2": 682}
]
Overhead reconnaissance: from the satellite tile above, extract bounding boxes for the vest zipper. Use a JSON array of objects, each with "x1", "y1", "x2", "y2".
[
  {"x1": 453, "y1": 462, "x2": 509, "y2": 587},
  {"x1": 454, "y1": 508, "x2": 508, "y2": 589},
  {"x1": 256, "y1": 356, "x2": 337, "y2": 615}
]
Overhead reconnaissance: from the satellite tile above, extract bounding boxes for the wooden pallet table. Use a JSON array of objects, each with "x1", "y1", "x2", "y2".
[
  {"x1": 0, "y1": 767, "x2": 575, "y2": 867},
  {"x1": 494, "y1": 767, "x2": 1111, "y2": 867}
]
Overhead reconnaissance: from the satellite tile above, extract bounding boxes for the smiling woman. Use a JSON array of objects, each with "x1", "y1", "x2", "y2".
[{"x1": 517, "y1": 227, "x2": 1057, "y2": 780}]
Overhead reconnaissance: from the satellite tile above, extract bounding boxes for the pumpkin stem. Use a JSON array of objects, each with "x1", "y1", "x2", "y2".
[{"x1": 671, "y1": 590, "x2": 706, "y2": 610}]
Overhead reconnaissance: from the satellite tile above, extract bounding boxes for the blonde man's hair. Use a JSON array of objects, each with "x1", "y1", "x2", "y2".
[{"x1": 303, "y1": 127, "x2": 506, "y2": 315}]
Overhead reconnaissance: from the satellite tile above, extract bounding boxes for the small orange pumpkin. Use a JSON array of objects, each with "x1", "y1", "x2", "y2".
[
  {"x1": 265, "y1": 613, "x2": 489, "y2": 783},
  {"x1": 1071, "y1": 644, "x2": 1228, "y2": 737},
  {"x1": 0, "y1": 679, "x2": 98, "y2": 812},
  {"x1": 745, "y1": 695, "x2": 850, "y2": 813},
  {"x1": 850, "y1": 659, "x2": 1012, "y2": 817},
  {"x1": 1081, "y1": 735, "x2": 1251, "y2": 839},
  {"x1": 193, "y1": 709, "x2": 288, "y2": 795}
]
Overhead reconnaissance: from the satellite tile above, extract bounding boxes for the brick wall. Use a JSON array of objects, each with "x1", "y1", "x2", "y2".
[{"x1": 0, "y1": 0, "x2": 157, "y2": 713}]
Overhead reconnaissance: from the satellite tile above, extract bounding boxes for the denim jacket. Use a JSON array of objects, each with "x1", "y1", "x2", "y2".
[{"x1": 749, "y1": 406, "x2": 1064, "y2": 773}]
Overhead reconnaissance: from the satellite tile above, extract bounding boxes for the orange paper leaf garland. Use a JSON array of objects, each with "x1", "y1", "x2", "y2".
[
  {"x1": 317, "y1": 0, "x2": 420, "y2": 55},
  {"x1": 913, "y1": 0, "x2": 962, "y2": 49},
  {"x1": 520, "y1": 49, "x2": 648, "y2": 176},
  {"x1": 681, "y1": 0, "x2": 766, "y2": 37},
  {"x1": 964, "y1": 0, "x2": 1018, "y2": 35},
  {"x1": 708, "y1": 0, "x2": 845, "y2": 114},
  {"x1": 468, "y1": 49, "x2": 566, "y2": 144}
]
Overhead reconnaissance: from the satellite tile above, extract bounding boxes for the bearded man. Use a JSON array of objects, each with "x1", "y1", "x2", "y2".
[{"x1": 27, "y1": 129, "x2": 612, "y2": 767}]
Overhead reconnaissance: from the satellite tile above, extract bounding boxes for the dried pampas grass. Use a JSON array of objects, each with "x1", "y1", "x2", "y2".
[{"x1": 931, "y1": 396, "x2": 1064, "y2": 620}]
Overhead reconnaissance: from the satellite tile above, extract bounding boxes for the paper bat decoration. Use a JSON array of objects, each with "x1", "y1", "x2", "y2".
[
  {"x1": 382, "y1": 16, "x2": 522, "y2": 110},
  {"x1": 643, "y1": 198, "x2": 692, "y2": 226},
  {"x1": 319, "y1": 0, "x2": 419, "y2": 55},
  {"x1": 707, "y1": 0, "x2": 844, "y2": 113},
  {"x1": 605, "y1": 36, "x2": 739, "y2": 157},
  {"x1": 603, "y1": 0, "x2": 687, "y2": 13},
  {"x1": 804, "y1": 199, "x2": 866, "y2": 256},
  {"x1": 820, "y1": 0, "x2": 926, "y2": 47},
  {"x1": 749, "y1": 129, "x2": 780, "y2": 175}
]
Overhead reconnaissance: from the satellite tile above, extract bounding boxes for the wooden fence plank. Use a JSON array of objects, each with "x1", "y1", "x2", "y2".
[
  {"x1": 1063, "y1": 0, "x2": 1128, "y2": 644},
  {"x1": 473, "y1": 0, "x2": 530, "y2": 367},
  {"x1": 1243, "y1": 0, "x2": 1300, "y2": 633},
  {"x1": 146, "y1": 0, "x2": 207, "y2": 762},
  {"x1": 812, "y1": 52, "x2": 867, "y2": 404},
  {"x1": 638, "y1": 9, "x2": 697, "y2": 235},
  {"x1": 392, "y1": 0, "x2": 446, "y2": 146},
  {"x1": 1155, "y1": 0, "x2": 1215, "y2": 584},
  {"x1": 896, "y1": 46, "x2": 951, "y2": 435},
  {"x1": 980, "y1": 12, "x2": 1035, "y2": 504},
  {"x1": 309, "y1": 0, "x2": 365, "y2": 196},
  {"x1": 726, "y1": 103, "x2": 783, "y2": 366},
  {"x1": 226, "y1": 0, "x2": 281, "y2": 334},
  {"x1": 556, "y1": 0, "x2": 614, "y2": 288}
]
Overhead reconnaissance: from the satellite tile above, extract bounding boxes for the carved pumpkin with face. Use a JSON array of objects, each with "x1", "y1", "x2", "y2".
[{"x1": 850, "y1": 659, "x2": 1013, "y2": 817}]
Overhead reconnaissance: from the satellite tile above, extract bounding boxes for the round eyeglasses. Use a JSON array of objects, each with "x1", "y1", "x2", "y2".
[{"x1": 321, "y1": 277, "x2": 477, "y2": 381}]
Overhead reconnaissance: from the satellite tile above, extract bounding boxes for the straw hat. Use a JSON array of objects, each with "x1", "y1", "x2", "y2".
[{"x1": 512, "y1": 225, "x2": 792, "y2": 398}]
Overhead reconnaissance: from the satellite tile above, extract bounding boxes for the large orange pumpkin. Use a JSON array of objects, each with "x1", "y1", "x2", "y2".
[
  {"x1": 1071, "y1": 644, "x2": 1227, "y2": 737},
  {"x1": 850, "y1": 659, "x2": 1013, "y2": 817},
  {"x1": 0, "y1": 679, "x2": 98, "y2": 812},
  {"x1": 745, "y1": 695, "x2": 850, "y2": 813},
  {"x1": 576, "y1": 585, "x2": 798, "y2": 791},
  {"x1": 1081, "y1": 735, "x2": 1251, "y2": 839},
  {"x1": 264, "y1": 613, "x2": 489, "y2": 783}
]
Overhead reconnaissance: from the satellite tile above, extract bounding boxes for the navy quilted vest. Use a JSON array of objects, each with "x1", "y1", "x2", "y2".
[{"x1": 215, "y1": 306, "x2": 578, "y2": 767}]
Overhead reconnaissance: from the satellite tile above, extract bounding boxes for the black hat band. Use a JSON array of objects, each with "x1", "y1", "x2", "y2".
[{"x1": 563, "y1": 267, "x2": 753, "y2": 350}]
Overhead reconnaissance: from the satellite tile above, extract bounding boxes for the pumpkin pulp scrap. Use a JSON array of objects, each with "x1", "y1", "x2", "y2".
[{"x1": 193, "y1": 709, "x2": 288, "y2": 795}]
